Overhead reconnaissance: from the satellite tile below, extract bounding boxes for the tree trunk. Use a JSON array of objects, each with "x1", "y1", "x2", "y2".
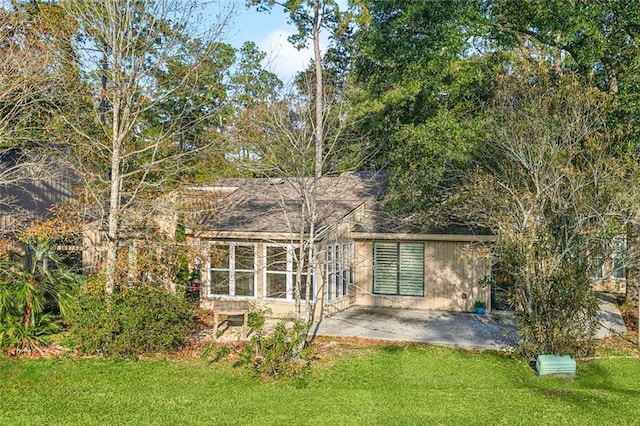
[
  {"x1": 105, "y1": 102, "x2": 122, "y2": 294},
  {"x1": 313, "y1": 0, "x2": 323, "y2": 180},
  {"x1": 305, "y1": 220, "x2": 316, "y2": 323}
]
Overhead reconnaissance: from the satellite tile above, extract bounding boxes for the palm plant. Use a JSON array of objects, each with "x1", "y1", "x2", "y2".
[{"x1": 0, "y1": 237, "x2": 81, "y2": 355}]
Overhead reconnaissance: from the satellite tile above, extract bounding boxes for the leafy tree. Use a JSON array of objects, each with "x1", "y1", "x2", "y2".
[
  {"x1": 153, "y1": 38, "x2": 237, "y2": 183},
  {"x1": 350, "y1": 0, "x2": 502, "y2": 212},
  {"x1": 0, "y1": 1, "x2": 80, "y2": 147},
  {"x1": 485, "y1": 0, "x2": 640, "y2": 97},
  {"x1": 0, "y1": 2, "x2": 87, "y2": 215},
  {"x1": 482, "y1": 0, "x2": 640, "y2": 322},
  {"x1": 222, "y1": 41, "x2": 283, "y2": 174}
]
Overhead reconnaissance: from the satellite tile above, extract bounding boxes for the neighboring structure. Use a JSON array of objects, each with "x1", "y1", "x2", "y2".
[
  {"x1": 0, "y1": 149, "x2": 104, "y2": 273},
  {"x1": 591, "y1": 236, "x2": 627, "y2": 294},
  {"x1": 0, "y1": 149, "x2": 75, "y2": 231},
  {"x1": 186, "y1": 172, "x2": 495, "y2": 318}
]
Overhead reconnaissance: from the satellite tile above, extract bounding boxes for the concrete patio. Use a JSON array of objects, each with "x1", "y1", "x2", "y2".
[
  {"x1": 311, "y1": 307, "x2": 518, "y2": 351},
  {"x1": 311, "y1": 292, "x2": 627, "y2": 351}
]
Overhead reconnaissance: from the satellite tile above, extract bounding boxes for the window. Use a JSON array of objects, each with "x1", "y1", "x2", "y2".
[
  {"x1": 591, "y1": 236, "x2": 626, "y2": 280},
  {"x1": 325, "y1": 242, "x2": 353, "y2": 301},
  {"x1": 208, "y1": 243, "x2": 257, "y2": 297},
  {"x1": 373, "y1": 242, "x2": 424, "y2": 296},
  {"x1": 264, "y1": 244, "x2": 315, "y2": 301},
  {"x1": 612, "y1": 236, "x2": 626, "y2": 279}
]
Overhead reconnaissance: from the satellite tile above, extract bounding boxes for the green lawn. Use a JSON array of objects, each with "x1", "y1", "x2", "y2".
[{"x1": 1, "y1": 345, "x2": 639, "y2": 425}]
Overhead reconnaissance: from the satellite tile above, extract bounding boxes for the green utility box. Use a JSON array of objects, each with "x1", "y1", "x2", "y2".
[{"x1": 536, "y1": 354, "x2": 576, "y2": 377}]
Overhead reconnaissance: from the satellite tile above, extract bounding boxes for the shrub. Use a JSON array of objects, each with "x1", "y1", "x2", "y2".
[
  {"x1": 0, "y1": 313, "x2": 61, "y2": 356},
  {"x1": 202, "y1": 303, "x2": 313, "y2": 380},
  {"x1": 68, "y1": 279, "x2": 196, "y2": 358},
  {"x1": 237, "y1": 303, "x2": 312, "y2": 379}
]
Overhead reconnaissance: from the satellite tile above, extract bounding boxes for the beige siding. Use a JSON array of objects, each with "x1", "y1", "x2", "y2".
[
  {"x1": 354, "y1": 240, "x2": 491, "y2": 312},
  {"x1": 81, "y1": 227, "x2": 107, "y2": 275},
  {"x1": 194, "y1": 235, "x2": 491, "y2": 317},
  {"x1": 593, "y1": 279, "x2": 626, "y2": 294}
]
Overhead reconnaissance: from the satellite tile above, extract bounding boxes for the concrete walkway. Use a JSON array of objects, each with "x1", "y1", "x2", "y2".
[
  {"x1": 596, "y1": 292, "x2": 628, "y2": 338},
  {"x1": 312, "y1": 293, "x2": 627, "y2": 351}
]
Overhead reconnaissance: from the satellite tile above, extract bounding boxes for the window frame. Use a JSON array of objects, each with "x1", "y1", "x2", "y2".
[
  {"x1": 263, "y1": 243, "x2": 315, "y2": 302},
  {"x1": 591, "y1": 236, "x2": 626, "y2": 281},
  {"x1": 611, "y1": 236, "x2": 627, "y2": 280},
  {"x1": 325, "y1": 242, "x2": 353, "y2": 302},
  {"x1": 207, "y1": 242, "x2": 258, "y2": 298},
  {"x1": 373, "y1": 242, "x2": 425, "y2": 297}
]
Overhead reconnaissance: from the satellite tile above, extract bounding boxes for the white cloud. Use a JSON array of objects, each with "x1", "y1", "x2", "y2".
[{"x1": 258, "y1": 29, "x2": 315, "y2": 84}]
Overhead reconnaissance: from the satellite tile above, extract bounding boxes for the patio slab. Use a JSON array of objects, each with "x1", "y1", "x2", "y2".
[
  {"x1": 211, "y1": 293, "x2": 626, "y2": 348},
  {"x1": 311, "y1": 307, "x2": 518, "y2": 351}
]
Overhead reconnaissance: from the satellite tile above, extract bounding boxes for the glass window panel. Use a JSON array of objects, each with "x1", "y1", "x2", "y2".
[
  {"x1": 210, "y1": 245, "x2": 229, "y2": 269},
  {"x1": 211, "y1": 270, "x2": 230, "y2": 295},
  {"x1": 267, "y1": 246, "x2": 287, "y2": 271},
  {"x1": 373, "y1": 243, "x2": 398, "y2": 294},
  {"x1": 293, "y1": 249, "x2": 309, "y2": 276},
  {"x1": 266, "y1": 273, "x2": 287, "y2": 298},
  {"x1": 235, "y1": 272, "x2": 255, "y2": 296},
  {"x1": 612, "y1": 236, "x2": 626, "y2": 279},
  {"x1": 302, "y1": 275, "x2": 314, "y2": 300},
  {"x1": 342, "y1": 268, "x2": 348, "y2": 295},
  {"x1": 373, "y1": 242, "x2": 424, "y2": 296},
  {"x1": 235, "y1": 245, "x2": 255, "y2": 271},
  {"x1": 399, "y1": 243, "x2": 424, "y2": 296},
  {"x1": 591, "y1": 255, "x2": 605, "y2": 279}
]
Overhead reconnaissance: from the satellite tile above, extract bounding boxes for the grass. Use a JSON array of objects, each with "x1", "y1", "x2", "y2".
[{"x1": 1, "y1": 344, "x2": 639, "y2": 425}]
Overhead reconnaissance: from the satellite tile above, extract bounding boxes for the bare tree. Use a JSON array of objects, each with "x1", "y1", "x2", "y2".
[
  {"x1": 442, "y1": 65, "x2": 636, "y2": 356},
  {"x1": 238, "y1": 79, "x2": 371, "y2": 324},
  {"x1": 59, "y1": 0, "x2": 234, "y2": 291}
]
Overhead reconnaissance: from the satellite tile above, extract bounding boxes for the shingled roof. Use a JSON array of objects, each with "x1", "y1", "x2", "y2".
[{"x1": 189, "y1": 172, "x2": 384, "y2": 235}]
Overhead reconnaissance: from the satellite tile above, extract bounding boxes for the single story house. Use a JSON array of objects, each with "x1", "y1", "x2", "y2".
[{"x1": 186, "y1": 172, "x2": 495, "y2": 318}]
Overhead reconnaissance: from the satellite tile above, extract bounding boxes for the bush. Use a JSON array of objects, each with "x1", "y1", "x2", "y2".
[
  {"x1": 202, "y1": 303, "x2": 313, "y2": 380},
  {"x1": 68, "y1": 279, "x2": 196, "y2": 358},
  {"x1": 236, "y1": 303, "x2": 312, "y2": 379},
  {"x1": 508, "y1": 258, "x2": 600, "y2": 358}
]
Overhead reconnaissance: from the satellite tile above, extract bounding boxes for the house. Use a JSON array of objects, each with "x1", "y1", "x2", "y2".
[
  {"x1": 186, "y1": 172, "x2": 495, "y2": 318},
  {"x1": 0, "y1": 149, "x2": 108, "y2": 274},
  {"x1": 0, "y1": 149, "x2": 75, "y2": 231},
  {"x1": 0, "y1": 150, "x2": 80, "y2": 264},
  {"x1": 591, "y1": 236, "x2": 627, "y2": 294}
]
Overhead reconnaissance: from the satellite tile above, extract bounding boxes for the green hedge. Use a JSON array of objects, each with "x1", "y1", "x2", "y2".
[{"x1": 68, "y1": 279, "x2": 196, "y2": 358}]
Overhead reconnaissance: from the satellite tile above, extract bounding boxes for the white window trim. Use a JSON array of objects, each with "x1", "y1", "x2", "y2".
[
  {"x1": 325, "y1": 242, "x2": 353, "y2": 302},
  {"x1": 207, "y1": 242, "x2": 257, "y2": 298},
  {"x1": 263, "y1": 243, "x2": 316, "y2": 302},
  {"x1": 611, "y1": 235, "x2": 626, "y2": 280},
  {"x1": 592, "y1": 236, "x2": 626, "y2": 281}
]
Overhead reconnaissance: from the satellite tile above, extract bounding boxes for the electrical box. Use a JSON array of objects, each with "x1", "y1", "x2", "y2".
[{"x1": 536, "y1": 354, "x2": 576, "y2": 377}]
